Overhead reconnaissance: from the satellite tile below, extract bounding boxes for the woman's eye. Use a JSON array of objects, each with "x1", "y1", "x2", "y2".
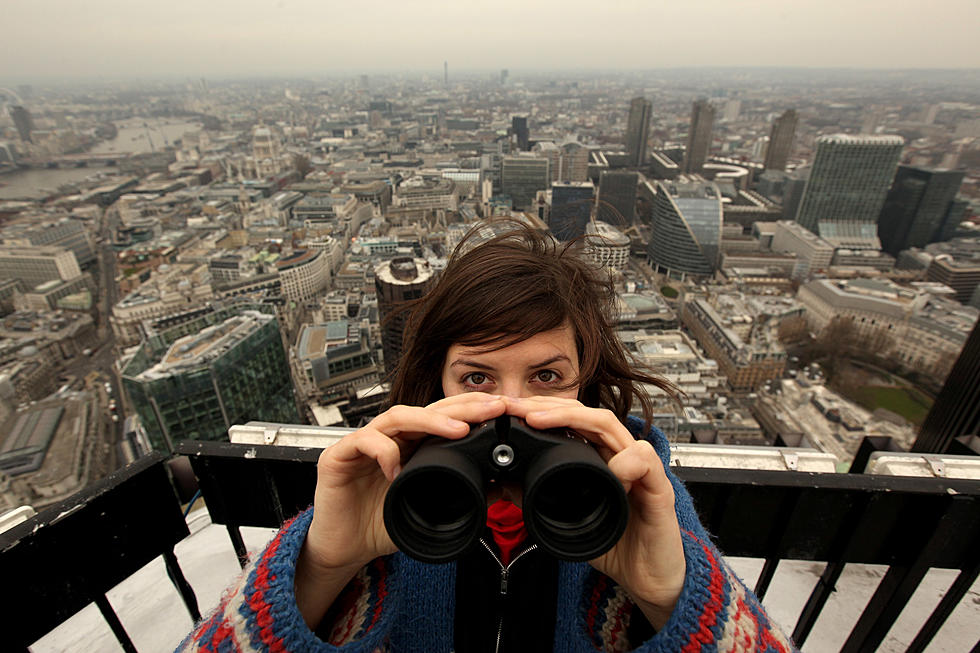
[
  {"x1": 535, "y1": 370, "x2": 559, "y2": 383},
  {"x1": 464, "y1": 372, "x2": 488, "y2": 386}
]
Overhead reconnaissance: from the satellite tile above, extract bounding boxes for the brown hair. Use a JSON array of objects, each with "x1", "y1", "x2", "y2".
[{"x1": 387, "y1": 220, "x2": 676, "y2": 426}]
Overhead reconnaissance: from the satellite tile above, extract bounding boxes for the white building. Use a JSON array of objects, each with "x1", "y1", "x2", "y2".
[
  {"x1": 276, "y1": 249, "x2": 330, "y2": 303},
  {"x1": 797, "y1": 278, "x2": 977, "y2": 378},
  {"x1": 770, "y1": 221, "x2": 834, "y2": 281},
  {"x1": 584, "y1": 220, "x2": 630, "y2": 270}
]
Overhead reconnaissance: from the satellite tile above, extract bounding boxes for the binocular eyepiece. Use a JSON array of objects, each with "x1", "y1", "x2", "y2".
[{"x1": 383, "y1": 415, "x2": 629, "y2": 563}]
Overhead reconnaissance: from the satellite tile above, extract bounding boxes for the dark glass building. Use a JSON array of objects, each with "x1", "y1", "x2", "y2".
[
  {"x1": 121, "y1": 303, "x2": 299, "y2": 452},
  {"x1": 878, "y1": 165, "x2": 965, "y2": 256},
  {"x1": 625, "y1": 97, "x2": 651, "y2": 168},
  {"x1": 550, "y1": 182, "x2": 595, "y2": 241},
  {"x1": 597, "y1": 170, "x2": 638, "y2": 226},
  {"x1": 912, "y1": 317, "x2": 980, "y2": 453},
  {"x1": 683, "y1": 100, "x2": 716, "y2": 174},
  {"x1": 763, "y1": 109, "x2": 798, "y2": 172}
]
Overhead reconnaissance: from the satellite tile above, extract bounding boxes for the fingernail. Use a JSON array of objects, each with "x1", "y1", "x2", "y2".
[
  {"x1": 527, "y1": 410, "x2": 548, "y2": 419},
  {"x1": 448, "y1": 418, "x2": 467, "y2": 428},
  {"x1": 391, "y1": 464, "x2": 402, "y2": 480}
]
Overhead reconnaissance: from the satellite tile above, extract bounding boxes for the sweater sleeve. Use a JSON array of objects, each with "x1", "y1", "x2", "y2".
[
  {"x1": 559, "y1": 419, "x2": 799, "y2": 653},
  {"x1": 174, "y1": 508, "x2": 402, "y2": 653}
]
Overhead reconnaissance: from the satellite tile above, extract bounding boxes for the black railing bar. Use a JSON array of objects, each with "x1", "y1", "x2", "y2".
[
  {"x1": 265, "y1": 464, "x2": 286, "y2": 525},
  {"x1": 754, "y1": 487, "x2": 802, "y2": 599},
  {"x1": 94, "y1": 594, "x2": 138, "y2": 653},
  {"x1": 754, "y1": 558, "x2": 780, "y2": 601},
  {"x1": 841, "y1": 495, "x2": 968, "y2": 652},
  {"x1": 792, "y1": 491, "x2": 876, "y2": 646},
  {"x1": 674, "y1": 465, "x2": 980, "y2": 497},
  {"x1": 227, "y1": 524, "x2": 248, "y2": 569},
  {"x1": 163, "y1": 549, "x2": 201, "y2": 623},
  {"x1": 906, "y1": 541, "x2": 980, "y2": 653},
  {"x1": 792, "y1": 561, "x2": 846, "y2": 648}
]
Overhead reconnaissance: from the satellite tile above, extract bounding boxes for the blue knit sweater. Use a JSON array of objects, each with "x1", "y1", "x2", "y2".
[{"x1": 177, "y1": 419, "x2": 798, "y2": 652}]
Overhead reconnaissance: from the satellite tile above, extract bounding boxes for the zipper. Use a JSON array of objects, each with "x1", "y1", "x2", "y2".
[{"x1": 479, "y1": 538, "x2": 538, "y2": 653}]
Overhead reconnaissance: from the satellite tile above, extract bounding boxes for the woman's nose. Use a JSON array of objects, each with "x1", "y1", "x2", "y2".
[{"x1": 497, "y1": 379, "x2": 532, "y2": 399}]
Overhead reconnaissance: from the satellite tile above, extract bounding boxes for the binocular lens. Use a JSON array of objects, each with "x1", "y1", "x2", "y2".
[
  {"x1": 400, "y1": 469, "x2": 475, "y2": 534},
  {"x1": 526, "y1": 465, "x2": 627, "y2": 561}
]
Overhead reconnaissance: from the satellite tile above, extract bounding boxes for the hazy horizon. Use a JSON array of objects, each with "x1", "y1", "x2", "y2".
[{"x1": 2, "y1": 0, "x2": 978, "y2": 82}]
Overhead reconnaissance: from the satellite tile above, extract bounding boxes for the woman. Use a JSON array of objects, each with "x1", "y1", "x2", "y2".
[{"x1": 178, "y1": 222, "x2": 796, "y2": 652}]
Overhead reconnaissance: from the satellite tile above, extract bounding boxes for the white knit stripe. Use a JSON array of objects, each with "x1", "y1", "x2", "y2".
[
  {"x1": 717, "y1": 575, "x2": 758, "y2": 653},
  {"x1": 599, "y1": 584, "x2": 633, "y2": 652},
  {"x1": 329, "y1": 566, "x2": 374, "y2": 644},
  {"x1": 224, "y1": 560, "x2": 264, "y2": 653}
]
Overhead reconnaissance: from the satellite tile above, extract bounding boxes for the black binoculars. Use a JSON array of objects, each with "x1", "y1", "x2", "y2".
[{"x1": 383, "y1": 415, "x2": 629, "y2": 563}]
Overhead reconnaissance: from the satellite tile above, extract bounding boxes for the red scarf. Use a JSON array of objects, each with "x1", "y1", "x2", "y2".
[{"x1": 486, "y1": 499, "x2": 527, "y2": 565}]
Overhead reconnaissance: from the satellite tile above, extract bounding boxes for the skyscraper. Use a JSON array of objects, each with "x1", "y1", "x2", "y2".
[
  {"x1": 878, "y1": 165, "x2": 965, "y2": 256},
  {"x1": 9, "y1": 106, "x2": 34, "y2": 143},
  {"x1": 597, "y1": 170, "x2": 638, "y2": 226},
  {"x1": 764, "y1": 109, "x2": 798, "y2": 172},
  {"x1": 794, "y1": 134, "x2": 903, "y2": 249},
  {"x1": 121, "y1": 304, "x2": 299, "y2": 452},
  {"x1": 912, "y1": 317, "x2": 980, "y2": 453},
  {"x1": 511, "y1": 116, "x2": 530, "y2": 152},
  {"x1": 550, "y1": 182, "x2": 595, "y2": 241},
  {"x1": 501, "y1": 154, "x2": 550, "y2": 210},
  {"x1": 683, "y1": 100, "x2": 716, "y2": 174},
  {"x1": 647, "y1": 178, "x2": 723, "y2": 279},
  {"x1": 625, "y1": 97, "x2": 652, "y2": 168},
  {"x1": 375, "y1": 257, "x2": 436, "y2": 375}
]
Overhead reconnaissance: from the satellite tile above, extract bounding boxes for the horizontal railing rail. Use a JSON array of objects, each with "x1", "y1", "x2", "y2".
[
  {"x1": 3, "y1": 439, "x2": 978, "y2": 652},
  {"x1": 1, "y1": 452, "x2": 200, "y2": 652},
  {"x1": 178, "y1": 440, "x2": 980, "y2": 653}
]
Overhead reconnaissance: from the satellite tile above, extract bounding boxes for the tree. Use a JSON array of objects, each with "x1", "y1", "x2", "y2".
[{"x1": 292, "y1": 153, "x2": 313, "y2": 178}]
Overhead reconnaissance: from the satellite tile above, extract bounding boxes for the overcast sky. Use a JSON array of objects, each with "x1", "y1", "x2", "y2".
[{"x1": 2, "y1": 0, "x2": 978, "y2": 80}]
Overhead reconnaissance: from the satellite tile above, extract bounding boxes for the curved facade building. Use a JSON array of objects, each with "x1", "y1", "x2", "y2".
[
  {"x1": 647, "y1": 178, "x2": 723, "y2": 279},
  {"x1": 277, "y1": 249, "x2": 330, "y2": 303},
  {"x1": 585, "y1": 221, "x2": 630, "y2": 270}
]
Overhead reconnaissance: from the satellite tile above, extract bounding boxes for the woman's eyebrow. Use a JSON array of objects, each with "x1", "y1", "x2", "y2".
[
  {"x1": 528, "y1": 355, "x2": 572, "y2": 369},
  {"x1": 448, "y1": 359, "x2": 496, "y2": 371}
]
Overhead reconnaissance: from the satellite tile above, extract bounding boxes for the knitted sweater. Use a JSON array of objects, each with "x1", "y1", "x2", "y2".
[{"x1": 176, "y1": 419, "x2": 798, "y2": 653}]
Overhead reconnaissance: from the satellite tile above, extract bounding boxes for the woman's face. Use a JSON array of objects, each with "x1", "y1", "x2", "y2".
[{"x1": 441, "y1": 326, "x2": 580, "y2": 400}]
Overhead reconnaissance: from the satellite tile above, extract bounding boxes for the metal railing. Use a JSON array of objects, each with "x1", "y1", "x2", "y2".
[{"x1": 3, "y1": 439, "x2": 978, "y2": 652}]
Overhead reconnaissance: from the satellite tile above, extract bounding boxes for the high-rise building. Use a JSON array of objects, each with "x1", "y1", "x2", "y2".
[
  {"x1": 597, "y1": 170, "x2": 638, "y2": 226},
  {"x1": 0, "y1": 246, "x2": 81, "y2": 290},
  {"x1": 647, "y1": 178, "x2": 723, "y2": 279},
  {"x1": 924, "y1": 239, "x2": 980, "y2": 305},
  {"x1": 501, "y1": 154, "x2": 550, "y2": 210},
  {"x1": 683, "y1": 100, "x2": 716, "y2": 174},
  {"x1": 550, "y1": 182, "x2": 595, "y2": 241},
  {"x1": 121, "y1": 304, "x2": 299, "y2": 452},
  {"x1": 8, "y1": 106, "x2": 34, "y2": 143},
  {"x1": 375, "y1": 257, "x2": 436, "y2": 374},
  {"x1": 878, "y1": 165, "x2": 965, "y2": 256},
  {"x1": 912, "y1": 317, "x2": 980, "y2": 453},
  {"x1": 3, "y1": 218, "x2": 96, "y2": 268},
  {"x1": 794, "y1": 134, "x2": 903, "y2": 249},
  {"x1": 625, "y1": 97, "x2": 652, "y2": 168},
  {"x1": 511, "y1": 116, "x2": 530, "y2": 152},
  {"x1": 763, "y1": 110, "x2": 798, "y2": 172}
]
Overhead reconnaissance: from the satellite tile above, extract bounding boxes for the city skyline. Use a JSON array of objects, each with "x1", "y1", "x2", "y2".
[{"x1": 2, "y1": 0, "x2": 979, "y2": 80}]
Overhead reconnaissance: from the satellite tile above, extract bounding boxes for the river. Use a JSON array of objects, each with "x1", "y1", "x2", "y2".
[{"x1": 0, "y1": 118, "x2": 202, "y2": 201}]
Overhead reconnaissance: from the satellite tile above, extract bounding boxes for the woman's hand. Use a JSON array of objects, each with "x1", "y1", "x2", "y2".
[
  {"x1": 295, "y1": 393, "x2": 508, "y2": 628},
  {"x1": 503, "y1": 397, "x2": 686, "y2": 630}
]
